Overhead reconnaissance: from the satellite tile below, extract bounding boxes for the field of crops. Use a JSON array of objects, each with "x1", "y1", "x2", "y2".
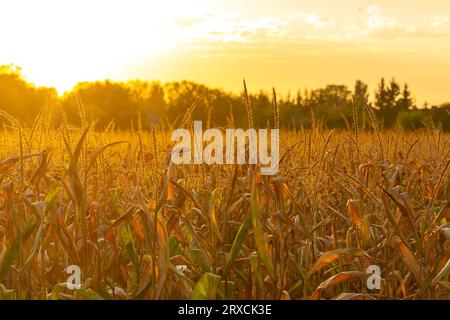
[{"x1": 0, "y1": 106, "x2": 449, "y2": 300}]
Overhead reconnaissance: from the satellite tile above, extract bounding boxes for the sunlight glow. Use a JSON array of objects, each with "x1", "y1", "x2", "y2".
[
  {"x1": 0, "y1": 0, "x2": 202, "y2": 93},
  {"x1": 1, "y1": 0, "x2": 450, "y2": 103}
]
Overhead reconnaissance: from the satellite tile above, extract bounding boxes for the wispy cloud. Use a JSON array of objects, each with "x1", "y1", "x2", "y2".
[
  {"x1": 366, "y1": 5, "x2": 396, "y2": 31},
  {"x1": 291, "y1": 5, "x2": 448, "y2": 41},
  {"x1": 179, "y1": 13, "x2": 288, "y2": 43},
  {"x1": 178, "y1": 5, "x2": 450, "y2": 44},
  {"x1": 289, "y1": 12, "x2": 335, "y2": 29},
  {"x1": 429, "y1": 15, "x2": 450, "y2": 28},
  {"x1": 360, "y1": 5, "x2": 447, "y2": 39}
]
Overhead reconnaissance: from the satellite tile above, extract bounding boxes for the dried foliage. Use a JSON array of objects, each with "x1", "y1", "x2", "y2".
[{"x1": 0, "y1": 105, "x2": 449, "y2": 300}]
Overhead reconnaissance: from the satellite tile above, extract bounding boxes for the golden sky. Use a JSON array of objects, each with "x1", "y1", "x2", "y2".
[{"x1": 1, "y1": 0, "x2": 450, "y2": 105}]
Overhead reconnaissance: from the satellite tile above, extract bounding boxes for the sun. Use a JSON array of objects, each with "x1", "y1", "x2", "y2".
[{"x1": 0, "y1": 0, "x2": 195, "y2": 93}]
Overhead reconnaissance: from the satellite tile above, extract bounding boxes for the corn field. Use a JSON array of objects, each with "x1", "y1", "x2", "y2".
[{"x1": 0, "y1": 105, "x2": 449, "y2": 300}]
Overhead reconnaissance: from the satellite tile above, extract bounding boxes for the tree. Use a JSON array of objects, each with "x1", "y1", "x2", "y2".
[
  {"x1": 375, "y1": 78, "x2": 389, "y2": 111},
  {"x1": 397, "y1": 84, "x2": 414, "y2": 111},
  {"x1": 0, "y1": 65, "x2": 57, "y2": 125},
  {"x1": 375, "y1": 78, "x2": 402, "y2": 128},
  {"x1": 248, "y1": 90, "x2": 272, "y2": 128},
  {"x1": 309, "y1": 85, "x2": 352, "y2": 128},
  {"x1": 0, "y1": 65, "x2": 447, "y2": 131},
  {"x1": 62, "y1": 81, "x2": 138, "y2": 129},
  {"x1": 126, "y1": 80, "x2": 167, "y2": 127},
  {"x1": 354, "y1": 80, "x2": 370, "y2": 106},
  {"x1": 387, "y1": 78, "x2": 401, "y2": 110},
  {"x1": 354, "y1": 80, "x2": 370, "y2": 130}
]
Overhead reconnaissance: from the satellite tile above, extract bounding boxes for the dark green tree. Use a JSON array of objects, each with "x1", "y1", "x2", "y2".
[
  {"x1": 354, "y1": 80, "x2": 370, "y2": 106},
  {"x1": 397, "y1": 84, "x2": 414, "y2": 111},
  {"x1": 375, "y1": 78, "x2": 389, "y2": 110},
  {"x1": 387, "y1": 78, "x2": 401, "y2": 109},
  {"x1": 375, "y1": 78, "x2": 401, "y2": 128}
]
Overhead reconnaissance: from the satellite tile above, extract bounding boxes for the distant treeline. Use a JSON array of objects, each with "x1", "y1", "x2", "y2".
[{"x1": 1, "y1": 64, "x2": 449, "y2": 131}]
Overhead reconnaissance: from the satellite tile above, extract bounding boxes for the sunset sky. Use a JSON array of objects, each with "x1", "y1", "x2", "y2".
[{"x1": 1, "y1": 0, "x2": 450, "y2": 105}]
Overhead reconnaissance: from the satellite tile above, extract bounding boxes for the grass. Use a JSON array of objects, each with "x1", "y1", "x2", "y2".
[{"x1": 0, "y1": 104, "x2": 449, "y2": 300}]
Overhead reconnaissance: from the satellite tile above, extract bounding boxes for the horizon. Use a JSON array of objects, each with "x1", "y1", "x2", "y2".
[
  {"x1": 1, "y1": 0, "x2": 450, "y2": 105},
  {"x1": 5, "y1": 67, "x2": 449, "y2": 108}
]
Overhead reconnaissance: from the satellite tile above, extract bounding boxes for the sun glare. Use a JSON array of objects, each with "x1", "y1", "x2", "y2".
[
  {"x1": 0, "y1": 0, "x2": 202, "y2": 93},
  {"x1": 1, "y1": 0, "x2": 450, "y2": 102}
]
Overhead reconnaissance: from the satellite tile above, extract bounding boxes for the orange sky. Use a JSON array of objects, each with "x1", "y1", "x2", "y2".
[{"x1": 1, "y1": 0, "x2": 450, "y2": 105}]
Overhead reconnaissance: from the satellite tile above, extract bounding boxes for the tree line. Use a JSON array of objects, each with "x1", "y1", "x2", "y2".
[{"x1": 1, "y1": 64, "x2": 449, "y2": 131}]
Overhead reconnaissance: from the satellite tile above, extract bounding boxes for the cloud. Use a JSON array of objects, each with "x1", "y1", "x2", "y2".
[
  {"x1": 429, "y1": 15, "x2": 450, "y2": 28},
  {"x1": 177, "y1": 5, "x2": 449, "y2": 45},
  {"x1": 366, "y1": 5, "x2": 396, "y2": 31},
  {"x1": 326, "y1": 5, "x2": 448, "y2": 41},
  {"x1": 290, "y1": 12, "x2": 335, "y2": 29},
  {"x1": 361, "y1": 5, "x2": 448, "y2": 40},
  {"x1": 179, "y1": 13, "x2": 289, "y2": 43},
  {"x1": 177, "y1": 16, "x2": 207, "y2": 28}
]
